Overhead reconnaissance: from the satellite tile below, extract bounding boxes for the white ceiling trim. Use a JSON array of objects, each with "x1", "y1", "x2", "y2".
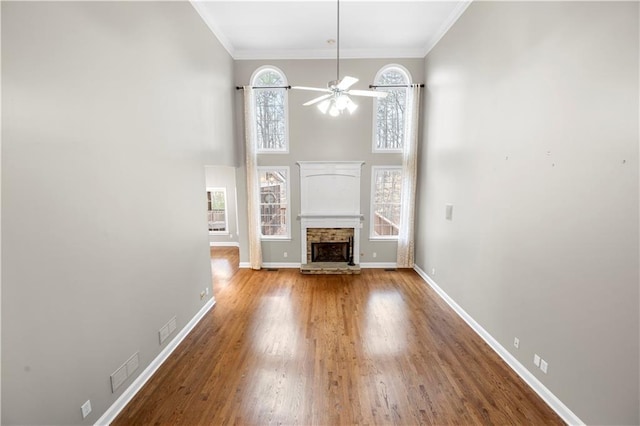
[
  {"x1": 190, "y1": 0, "x2": 236, "y2": 58},
  {"x1": 190, "y1": 0, "x2": 473, "y2": 61},
  {"x1": 421, "y1": 0, "x2": 473, "y2": 57},
  {"x1": 234, "y1": 47, "x2": 428, "y2": 60}
]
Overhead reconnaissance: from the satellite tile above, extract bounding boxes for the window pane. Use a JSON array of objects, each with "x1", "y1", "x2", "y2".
[
  {"x1": 207, "y1": 189, "x2": 227, "y2": 232},
  {"x1": 374, "y1": 67, "x2": 409, "y2": 151},
  {"x1": 253, "y1": 69, "x2": 288, "y2": 152},
  {"x1": 372, "y1": 168, "x2": 402, "y2": 237},
  {"x1": 376, "y1": 88, "x2": 406, "y2": 150},
  {"x1": 259, "y1": 169, "x2": 288, "y2": 237}
]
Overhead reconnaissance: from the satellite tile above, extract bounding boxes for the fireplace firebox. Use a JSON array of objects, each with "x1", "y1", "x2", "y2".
[{"x1": 311, "y1": 242, "x2": 349, "y2": 263}]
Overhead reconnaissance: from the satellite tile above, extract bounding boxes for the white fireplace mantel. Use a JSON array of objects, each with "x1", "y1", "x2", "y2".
[{"x1": 297, "y1": 161, "x2": 364, "y2": 265}]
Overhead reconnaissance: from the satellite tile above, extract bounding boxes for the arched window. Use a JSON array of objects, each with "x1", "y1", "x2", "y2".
[
  {"x1": 251, "y1": 66, "x2": 289, "y2": 153},
  {"x1": 372, "y1": 65, "x2": 412, "y2": 152}
]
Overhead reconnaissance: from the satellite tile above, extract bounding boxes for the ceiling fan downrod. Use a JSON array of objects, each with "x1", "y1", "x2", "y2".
[{"x1": 336, "y1": 0, "x2": 340, "y2": 82}]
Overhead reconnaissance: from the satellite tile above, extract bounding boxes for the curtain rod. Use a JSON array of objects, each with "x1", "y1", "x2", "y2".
[
  {"x1": 369, "y1": 84, "x2": 424, "y2": 89},
  {"x1": 235, "y1": 85, "x2": 291, "y2": 90},
  {"x1": 235, "y1": 84, "x2": 421, "y2": 90}
]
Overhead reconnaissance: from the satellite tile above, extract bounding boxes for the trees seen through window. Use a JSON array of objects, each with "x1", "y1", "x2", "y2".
[
  {"x1": 373, "y1": 65, "x2": 412, "y2": 152},
  {"x1": 252, "y1": 67, "x2": 288, "y2": 152}
]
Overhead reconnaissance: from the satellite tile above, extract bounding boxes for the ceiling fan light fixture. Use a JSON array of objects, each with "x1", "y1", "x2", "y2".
[
  {"x1": 295, "y1": 0, "x2": 379, "y2": 115},
  {"x1": 329, "y1": 103, "x2": 340, "y2": 117},
  {"x1": 317, "y1": 99, "x2": 331, "y2": 114},
  {"x1": 335, "y1": 94, "x2": 349, "y2": 110},
  {"x1": 346, "y1": 97, "x2": 358, "y2": 114}
]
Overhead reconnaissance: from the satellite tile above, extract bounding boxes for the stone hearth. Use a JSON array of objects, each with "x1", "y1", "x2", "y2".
[{"x1": 300, "y1": 262, "x2": 361, "y2": 275}]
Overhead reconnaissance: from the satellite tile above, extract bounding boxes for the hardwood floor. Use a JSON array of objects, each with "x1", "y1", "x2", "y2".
[{"x1": 113, "y1": 247, "x2": 563, "y2": 425}]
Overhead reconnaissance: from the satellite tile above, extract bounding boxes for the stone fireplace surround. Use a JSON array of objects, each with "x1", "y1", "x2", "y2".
[
  {"x1": 299, "y1": 216, "x2": 362, "y2": 273},
  {"x1": 306, "y1": 227, "x2": 354, "y2": 264},
  {"x1": 299, "y1": 216, "x2": 362, "y2": 265}
]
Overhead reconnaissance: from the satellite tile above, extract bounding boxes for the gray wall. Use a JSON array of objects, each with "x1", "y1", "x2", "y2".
[
  {"x1": 234, "y1": 58, "x2": 424, "y2": 265},
  {"x1": 205, "y1": 166, "x2": 239, "y2": 246},
  {"x1": 416, "y1": 2, "x2": 639, "y2": 424},
  {"x1": 1, "y1": 2, "x2": 234, "y2": 424}
]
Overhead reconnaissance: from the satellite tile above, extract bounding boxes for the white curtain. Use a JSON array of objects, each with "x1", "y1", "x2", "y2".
[
  {"x1": 396, "y1": 85, "x2": 421, "y2": 268},
  {"x1": 243, "y1": 87, "x2": 262, "y2": 270}
]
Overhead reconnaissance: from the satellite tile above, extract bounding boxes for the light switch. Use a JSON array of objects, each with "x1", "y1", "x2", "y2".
[{"x1": 445, "y1": 204, "x2": 454, "y2": 221}]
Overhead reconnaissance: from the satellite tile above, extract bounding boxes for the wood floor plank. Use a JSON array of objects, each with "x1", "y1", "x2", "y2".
[{"x1": 112, "y1": 247, "x2": 563, "y2": 425}]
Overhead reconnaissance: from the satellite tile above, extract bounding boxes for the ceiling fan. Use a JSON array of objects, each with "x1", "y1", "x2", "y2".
[{"x1": 292, "y1": 0, "x2": 387, "y2": 116}]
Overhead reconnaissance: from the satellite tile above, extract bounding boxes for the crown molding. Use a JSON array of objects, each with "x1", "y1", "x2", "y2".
[
  {"x1": 422, "y1": 0, "x2": 473, "y2": 57},
  {"x1": 190, "y1": 0, "x2": 236, "y2": 58},
  {"x1": 191, "y1": 0, "x2": 472, "y2": 61},
  {"x1": 234, "y1": 47, "x2": 426, "y2": 61}
]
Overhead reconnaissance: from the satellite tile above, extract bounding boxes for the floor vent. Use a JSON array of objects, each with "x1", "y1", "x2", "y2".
[
  {"x1": 384, "y1": 268, "x2": 397, "y2": 272},
  {"x1": 266, "y1": 268, "x2": 279, "y2": 272}
]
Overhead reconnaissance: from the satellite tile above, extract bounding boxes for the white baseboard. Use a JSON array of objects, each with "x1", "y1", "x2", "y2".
[
  {"x1": 261, "y1": 262, "x2": 399, "y2": 269},
  {"x1": 239, "y1": 262, "x2": 251, "y2": 269},
  {"x1": 95, "y1": 298, "x2": 216, "y2": 425},
  {"x1": 360, "y1": 262, "x2": 397, "y2": 269},
  {"x1": 412, "y1": 266, "x2": 584, "y2": 426},
  {"x1": 209, "y1": 242, "x2": 240, "y2": 247},
  {"x1": 240, "y1": 262, "x2": 399, "y2": 269},
  {"x1": 262, "y1": 262, "x2": 301, "y2": 268}
]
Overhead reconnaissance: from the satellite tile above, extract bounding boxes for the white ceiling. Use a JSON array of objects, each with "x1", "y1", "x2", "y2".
[{"x1": 190, "y1": 1, "x2": 472, "y2": 60}]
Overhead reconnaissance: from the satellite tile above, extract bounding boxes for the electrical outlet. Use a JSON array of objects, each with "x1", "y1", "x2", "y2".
[
  {"x1": 513, "y1": 337, "x2": 520, "y2": 349},
  {"x1": 372, "y1": 252, "x2": 377, "y2": 258},
  {"x1": 533, "y1": 354, "x2": 541, "y2": 367},
  {"x1": 284, "y1": 251, "x2": 288, "y2": 258},
  {"x1": 431, "y1": 268, "x2": 436, "y2": 276},
  {"x1": 81, "y1": 400, "x2": 92, "y2": 419},
  {"x1": 540, "y1": 359, "x2": 548, "y2": 374},
  {"x1": 205, "y1": 287, "x2": 209, "y2": 296}
]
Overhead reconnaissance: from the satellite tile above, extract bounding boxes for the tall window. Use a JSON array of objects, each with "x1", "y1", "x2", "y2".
[
  {"x1": 251, "y1": 66, "x2": 289, "y2": 153},
  {"x1": 258, "y1": 167, "x2": 290, "y2": 239},
  {"x1": 207, "y1": 188, "x2": 228, "y2": 234},
  {"x1": 372, "y1": 65, "x2": 412, "y2": 152},
  {"x1": 371, "y1": 167, "x2": 402, "y2": 239}
]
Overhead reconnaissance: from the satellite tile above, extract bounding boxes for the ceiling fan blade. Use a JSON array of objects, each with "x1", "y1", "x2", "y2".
[
  {"x1": 303, "y1": 94, "x2": 333, "y2": 106},
  {"x1": 292, "y1": 86, "x2": 331, "y2": 93},
  {"x1": 337, "y1": 76, "x2": 359, "y2": 91},
  {"x1": 347, "y1": 89, "x2": 389, "y2": 98}
]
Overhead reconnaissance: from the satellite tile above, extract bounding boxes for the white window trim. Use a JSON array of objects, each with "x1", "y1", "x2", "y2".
[
  {"x1": 371, "y1": 64, "x2": 413, "y2": 154},
  {"x1": 257, "y1": 166, "x2": 291, "y2": 240},
  {"x1": 251, "y1": 65, "x2": 290, "y2": 154},
  {"x1": 370, "y1": 166, "x2": 402, "y2": 240},
  {"x1": 207, "y1": 187, "x2": 228, "y2": 235}
]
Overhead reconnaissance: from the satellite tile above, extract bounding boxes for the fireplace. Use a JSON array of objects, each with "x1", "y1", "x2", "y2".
[
  {"x1": 297, "y1": 161, "x2": 364, "y2": 273},
  {"x1": 305, "y1": 227, "x2": 354, "y2": 264},
  {"x1": 311, "y1": 242, "x2": 349, "y2": 262}
]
